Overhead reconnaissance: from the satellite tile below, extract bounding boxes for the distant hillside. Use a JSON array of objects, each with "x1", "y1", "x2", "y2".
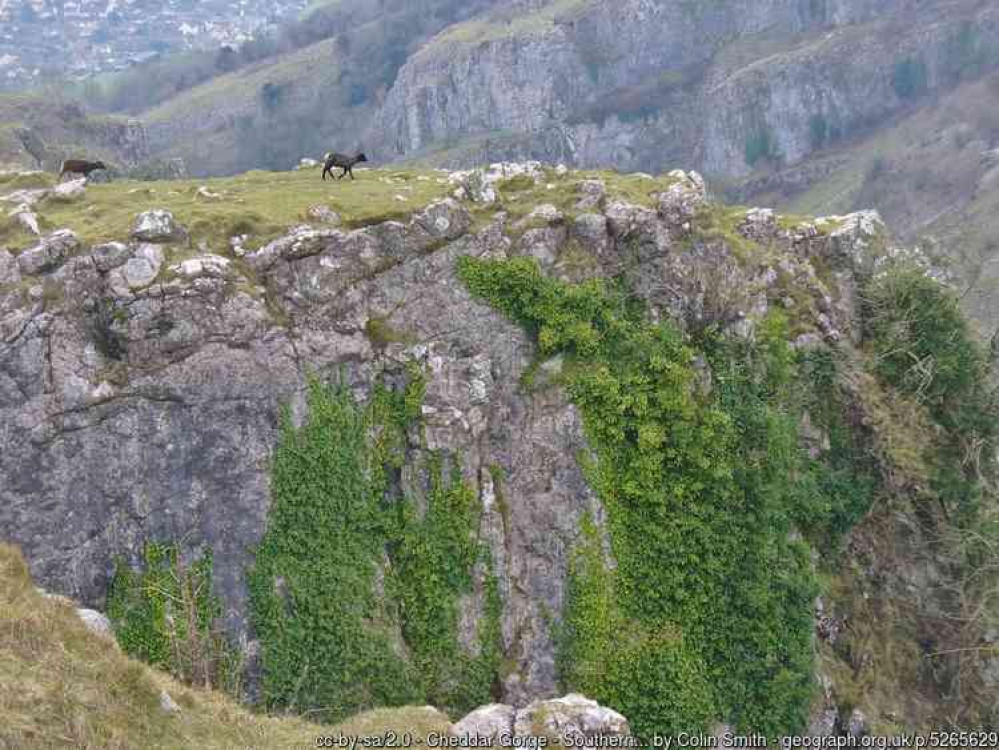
[
  {"x1": 0, "y1": 94, "x2": 148, "y2": 172},
  {"x1": 131, "y1": 0, "x2": 498, "y2": 175}
]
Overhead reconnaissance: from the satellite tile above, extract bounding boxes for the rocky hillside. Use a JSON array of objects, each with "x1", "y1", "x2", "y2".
[
  {"x1": 1, "y1": 162, "x2": 997, "y2": 739},
  {"x1": 374, "y1": 0, "x2": 999, "y2": 174},
  {"x1": 0, "y1": 94, "x2": 149, "y2": 172}
]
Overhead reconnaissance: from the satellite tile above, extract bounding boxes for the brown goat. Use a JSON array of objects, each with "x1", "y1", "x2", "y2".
[{"x1": 59, "y1": 159, "x2": 107, "y2": 180}]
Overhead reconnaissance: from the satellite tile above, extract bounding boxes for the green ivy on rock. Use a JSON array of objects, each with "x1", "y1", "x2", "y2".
[
  {"x1": 459, "y1": 255, "x2": 821, "y2": 738},
  {"x1": 107, "y1": 542, "x2": 237, "y2": 692},
  {"x1": 248, "y1": 375, "x2": 500, "y2": 723}
]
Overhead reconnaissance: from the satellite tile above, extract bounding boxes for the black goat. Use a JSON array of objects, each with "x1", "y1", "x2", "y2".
[
  {"x1": 59, "y1": 159, "x2": 107, "y2": 181},
  {"x1": 322, "y1": 152, "x2": 367, "y2": 181}
]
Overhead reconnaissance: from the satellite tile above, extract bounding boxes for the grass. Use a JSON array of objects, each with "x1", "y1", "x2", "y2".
[
  {"x1": 420, "y1": 0, "x2": 594, "y2": 57},
  {"x1": 0, "y1": 167, "x2": 452, "y2": 254},
  {"x1": 0, "y1": 170, "x2": 55, "y2": 191},
  {"x1": 0, "y1": 162, "x2": 682, "y2": 271},
  {"x1": 0, "y1": 543, "x2": 454, "y2": 750},
  {"x1": 142, "y1": 38, "x2": 341, "y2": 124}
]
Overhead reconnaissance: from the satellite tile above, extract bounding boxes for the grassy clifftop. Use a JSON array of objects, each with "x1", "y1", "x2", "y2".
[
  {"x1": 0, "y1": 164, "x2": 670, "y2": 255},
  {"x1": 0, "y1": 543, "x2": 452, "y2": 750}
]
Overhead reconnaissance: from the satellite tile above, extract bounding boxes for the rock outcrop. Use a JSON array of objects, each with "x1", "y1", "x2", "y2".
[
  {"x1": 0, "y1": 163, "x2": 981, "y2": 734},
  {"x1": 452, "y1": 695, "x2": 630, "y2": 743}
]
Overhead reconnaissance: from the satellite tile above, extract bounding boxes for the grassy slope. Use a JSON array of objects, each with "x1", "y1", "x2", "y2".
[
  {"x1": 416, "y1": 0, "x2": 591, "y2": 56},
  {"x1": 142, "y1": 38, "x2": 340, "y2": 125},
  {"x1": 0, "y1": 543, "x2": 452, "y2": 750}
]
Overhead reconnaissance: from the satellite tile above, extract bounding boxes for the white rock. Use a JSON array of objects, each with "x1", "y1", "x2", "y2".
[
  {"x1": 132, "y1": 209, "x2": 188, "y2": 244},
  {"x1": 10, "y1": 204, "x2": 40, "y2": 235},
  {"x1": 17, "y1": 229, "x2": 80, "y2": 275},
  {"x1": 658, "y1": 170, "x2": 708, "y2": 226},
  {"x1": 76, "y1": 608, "x2": 115, "y2": 642},
  {"x1": 452, "y1": 704, "x2": 515, "y2": 740},
  {"x1": 52, "y1": 178, "x2": 86, "y2": 200},
  {"x1": 306, "y1": 205, "x2": 341, "y2": 225},
  {"x1": 121, "y1": 244, "x2": 164, "y2": 289},
  {"x1": 195, "y1": 185, "x2": 222, "y2": 201},
  {"x1": 554, "y1": 164, "x2": 569, "y2": 177},
  {"x1": 525, "y1": 204, "x2": 562, "y2": 224},
  {"x1": 159, "y1": 689, "x2": 181, "y2": 714},
  {"x1": 0, "y1": 187, "x2": 48, "y2": 206},
  {"x1": 513, "y1": 694, "x2": 630, "y2": 741},
  {"x1": 171, "y1": 254, "x2": 231, "y2": 279}
]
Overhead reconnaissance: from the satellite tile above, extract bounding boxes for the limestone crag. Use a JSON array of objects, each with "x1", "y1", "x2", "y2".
[{"x1": 0, "y1": 165, "x2": 916, "y2": 713}]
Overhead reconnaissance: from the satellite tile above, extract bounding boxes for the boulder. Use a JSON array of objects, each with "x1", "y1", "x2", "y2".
[
  {"x1": 513, "y1": 694, "x2": 630, "y2": 742},
  {"x1": 10, "y1": 204, "x2": 40, "y2": 235},
  {"x1": 306, "y1": 205, "x2": 341, "y2": 225},
  {"x1": 76, "y1": 608, "x2": 115, "y2": 643},
  {"x1": 658, "y1": 170, "x2": 707, "y2": 227},
  {"x1": 159, "y1": 689, "x2": 181, "y2": 714},
  {"x1": 412, "y1": 198, "x2": 472, "y2": 242},
  {"x1": 0, "y1": 187, "x2": 48, "y2": 207},
  {"x1": 132, "y1": 209, "x2": 188, "y2": 244},
  {"x1": 17, "y1": 229, "x2": 81, "y2": 275},
  {"x1": 522, "y1": 203, "x2": 563, "y2": 226},
  {"x1": 575, "y1": 179, "x2": 606, "y2": 210},
  {"x1": 448, "y1": 162, "x2": 544, "y2": 204},
  {"x1": 119, "y1": 244, "x2": 164, "y2": 290},
  {"x1": 451, "y1": 704, "x2": 515, "y2": 740},
  {"x1": 90, "y1": 242, "x2": 131, "y2": 273},
  {"x1": 453, "y1": 695, "x2": 629, "y2": 743},
  {"x1": 52, "y1": 179, "x2": 86, "y2": 200},
  {"x1": 739, "y1": 207, "x2": 778, "y2": 242},
  {"x1": 195, "y1": 186, "x2": 222, "y2": 201},
  {"x1": 169, "y1": 254, "x2": 232, "y2": 279}
]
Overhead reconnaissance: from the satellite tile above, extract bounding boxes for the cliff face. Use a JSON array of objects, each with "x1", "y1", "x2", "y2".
[
  {"x1": 1, "y1": 164, "x2": 996, "y2": 734},
  {"x1": 373, "y1": 0, "x2": 999, "y2": 178}
]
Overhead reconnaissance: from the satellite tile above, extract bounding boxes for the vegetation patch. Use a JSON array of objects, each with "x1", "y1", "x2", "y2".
[
  {"x1": 863, "y1": 265, "x2": 997, "y2": 516},
  {"x1": 457, "y1": 256, "x2": 851, "y2": 738},
  {"x1": 107, "y1": 543, "x2": 239, "y2": 693},
  {"x1": 389, "y1": 455, "x2": 502, "y2": 713},
  {"x1": 0, "y1": 171, "x2": 54, "y2": 190},
  {"x1": 248, "y1": 374, "x2": 499, "y2": 723}
]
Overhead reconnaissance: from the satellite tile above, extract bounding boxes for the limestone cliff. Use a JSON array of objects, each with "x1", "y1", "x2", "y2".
[
  {"x1": 0, "y1": 163, "x2": 995, "y2": 737},
  {"x1": 373, "y1": 0, "x2": 999, "y2": 178}
]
